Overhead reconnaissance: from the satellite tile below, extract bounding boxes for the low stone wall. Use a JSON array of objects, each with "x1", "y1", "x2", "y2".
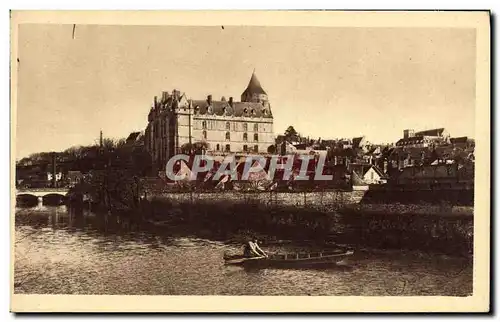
[
  {"x1": 360, "y1": 188, "x2": 474, "y2": 206},
  {"x1": 344, "y1": 203, "x2": 473, "y2": 216},
  {"x1": 143, "y1": 193, "x2": 473, "y2": 255},
  {"x1": 150, "y1": 190, "x2": 367, "y2": 209},
  {"x1": 148, "y1": 184, "x2": 474, "y2": 208}
]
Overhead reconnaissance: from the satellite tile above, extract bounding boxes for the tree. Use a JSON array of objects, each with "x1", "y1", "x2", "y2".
[
  {"x1": 180, "y1": 141, "x2": 209, "y2": 155},
  {"x1": 284, "y1": 126, "x2": 299, "y2": 143},
  {"x1": 116, "y1": 138, "x2": 127, "y2": 149},
  {"x1": 193, "y1": 141, "x2": 209, "y2": 155},
  {"x1": 102, "y1": 138, "x2": 116, "y2": 152},
  {"x1": 64, "y1": 145, "x2": 86, "y2": 160},
  {"x1": 267, "y1": 145, "x2": 276, "y2": 154}
]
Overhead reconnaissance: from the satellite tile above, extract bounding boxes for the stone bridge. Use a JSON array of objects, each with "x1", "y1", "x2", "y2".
[{"x1": 16, "y1": 188, "x2": 70, "y2": 206}]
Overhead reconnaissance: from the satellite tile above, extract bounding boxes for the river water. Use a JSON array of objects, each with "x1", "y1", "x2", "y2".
[{"x1": 14, "y1": 206, "x2": 472, "y2": 296}]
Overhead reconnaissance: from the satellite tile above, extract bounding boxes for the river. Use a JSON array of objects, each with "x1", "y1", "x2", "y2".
[{"x1": 14, "y1": 205, "x2": 472, "y2": 296}]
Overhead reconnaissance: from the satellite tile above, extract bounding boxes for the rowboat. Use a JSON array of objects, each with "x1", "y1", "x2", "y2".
[{"x1": 223, "y1": 248, "x2": 354, "y2": 268}]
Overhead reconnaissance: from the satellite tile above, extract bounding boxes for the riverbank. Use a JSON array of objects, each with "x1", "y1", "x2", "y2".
[
  {"x1": 62, "y1": 183, "x2": 475, "y2": 257},
  {"x1": 134, "y1": 194, "x2": 473, "y2": 256}
]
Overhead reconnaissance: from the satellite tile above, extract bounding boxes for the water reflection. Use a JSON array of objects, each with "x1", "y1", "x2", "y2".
[{"x1": 14, "y1": 206, "x2": 473, "y2": 296}]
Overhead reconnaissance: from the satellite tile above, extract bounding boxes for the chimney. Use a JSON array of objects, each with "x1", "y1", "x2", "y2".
[
  {"x1": 229, "y1": 97, "x2": 233, "y2": 107},
  {"x1": 162, "y1": 91, "x2": 170, "y2": 103},
  {"x1": 207, "y1": 95, "x2": 213, "y2": 105},
  {"x1": 154, "y1": 96, "x2": 158, "y2": 107}
]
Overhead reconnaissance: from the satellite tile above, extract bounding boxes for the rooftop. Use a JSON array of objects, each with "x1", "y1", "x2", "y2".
[
  {"x1": 190, "y1": 100, "x2": 272, "y2": 119},
  {"x1": 241, "y1": 71, "x2": 267, "y2": 96}
]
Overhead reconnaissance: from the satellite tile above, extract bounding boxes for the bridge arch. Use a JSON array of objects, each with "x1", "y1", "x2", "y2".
[
  {"x1": 16, "y1": 193, "x2": 39, "y2": 198},
  {"x1": 16, "y1": 188, "x2": 69, "y2": 207},
  {"x1": 41, "y1": 193, "x2": 67, "y2": 199}
]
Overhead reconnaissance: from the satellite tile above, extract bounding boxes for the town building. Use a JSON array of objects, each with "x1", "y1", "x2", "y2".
[
  {"x1": 145, "y1": 71, "x2": 275, "y2": 173},
  {"x1": 349, "y1": 163, "x2": 388, "y2": 185},
  {"x1": 66, "y1": 170, "x2": 83, "y2": 187},
  {"x1": 396, "y1": 128, "x2": 450, "y2": 148},
  {"x1": 390, "y1": 163, "x2": 474, "y2": 186}
]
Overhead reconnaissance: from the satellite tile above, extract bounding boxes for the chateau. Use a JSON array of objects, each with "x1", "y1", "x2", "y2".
[{"x1": 145, "y1": 71, "x2": 275, "y2": 172}]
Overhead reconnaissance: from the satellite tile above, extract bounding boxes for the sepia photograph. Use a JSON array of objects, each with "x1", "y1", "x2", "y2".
[{"x1": 10, "y1": 10, "x2": 490, "y2": 312}]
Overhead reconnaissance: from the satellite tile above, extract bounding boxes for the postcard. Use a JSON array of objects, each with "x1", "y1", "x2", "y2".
[{"x1": 10, "y1": 10, "x2": 490, "y2": 313}]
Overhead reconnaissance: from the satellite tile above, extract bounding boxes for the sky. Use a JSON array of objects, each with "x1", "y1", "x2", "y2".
[{"x1": 15, "y1": 24, "x2": 476, "y2": 159}]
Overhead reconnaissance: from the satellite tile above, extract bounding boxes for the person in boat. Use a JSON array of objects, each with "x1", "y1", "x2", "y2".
[{"x1": 243, "y1": 238, "x2": 267, "y2": 258}]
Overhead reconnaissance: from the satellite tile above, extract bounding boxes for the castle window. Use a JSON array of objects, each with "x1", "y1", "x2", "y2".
[
  {"x1": 243, "y1": 133, "x2": 248, "y2": 141},
  {"x1": 225, "y1": 132, "x2": 231, "y2": 140},
  {"x1": 225, "y1": 144, "x2": 231, "y2": 152},
  {"x1": 202, "y1": 120, "x2": 207, "y2": 129},
  {"x1": 254, "y1": 145, "x2": 259, "y2": 153},
  {"x1": 243, "y1": 123, "x2": 248, "y2": 131},
  {"x1": 203, "y1": 130, "x2": 207, "y2": 140},
  {"x1": 243, "y1": 145, "x2": 248, "y2": 152},
  {"x1": 216, "y1": 144, "x2": 220, "y2": 151},
  {"x1": 226, "y1": 122, "x2": 230, "y2": 130},
  {"x1": 254, "y1": 133, "x2": 259, "y2": 142},
  {"x1": 254, "y1": 123, "x2": 258, "y2": 132}
]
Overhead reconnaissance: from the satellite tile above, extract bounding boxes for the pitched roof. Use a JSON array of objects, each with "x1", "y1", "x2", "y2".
[
  {"x1": 329, "y1": 147, "x2": 356, "y2": 157},
  {"x1": 414, "y1": 128, "x2": 446, "y2": 137},
  {"x1": 396, "y1": 136, "x2": 425, "y2": 146},
  {"x1": 348, "y1": 163, "x2": 371, "y2": 176},
  {"x1": 293, "y1": 143, "x2": 308, "y2": 150},
  {"x1": 349, "y1": 163, "x2": 388, "y2": 180},
  {"x1": 369, "y1": 165, "x2": 388, "y2": 179},
  {"x1": 241, "y1": 71, "x2": 267, "y2": 96},
  {"x1": 351, "y1": 170, "x2": 366, "y2": 186},
  {"x1": 450, "y1": 136, "x2": 468, "y2": 144},
  {"x1": 190, "y1": 99, "x2": 272, "y2": 118},
  {"x1": 352, "y1": 137, "x2": 365, "y2": 149},
  {"x1": 389, "y1": 147, "x2": 431, "y2": 160},
  {"x1": 126, "y1": 132, "x2": 141, "y2": 143}
]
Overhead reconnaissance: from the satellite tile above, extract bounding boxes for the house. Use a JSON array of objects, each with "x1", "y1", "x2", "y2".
[
  {"x1": 362, "y1": 145, "x2": 384, "y2": 165},
  {"x1": 232, "y1": 159, "x2": 272, "y2": 191},
  {"x1": 327, "y1": 147, "x2": 357, "y2": 166},
  {"x1": 66, "y1": 170, "x2": 83, "y2": 187},
  {"x1": 348, "y1": 163, "x2": 388, "y2": 185},
  {"x1": 278, "y1": 141, "x2": 297, "y2": 155},
  {"x1": 352, "y1": 136, "x2": 370, "y2": 153},
  {"x1": 391, "y1": 163, "x2": 463, "y2": 185},
  {"x1": 450, "y1": 137, "x2": 475, "y2": 149}
]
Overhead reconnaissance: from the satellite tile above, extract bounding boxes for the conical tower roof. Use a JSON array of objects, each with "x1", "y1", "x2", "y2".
[{"x1": 242, "y1": 70, "x2": 267, "y2": 95}]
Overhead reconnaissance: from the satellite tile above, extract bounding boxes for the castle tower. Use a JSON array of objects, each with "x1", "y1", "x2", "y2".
[{"x1": 241, "y1": 70, "x2": 269, "y2": 104}]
